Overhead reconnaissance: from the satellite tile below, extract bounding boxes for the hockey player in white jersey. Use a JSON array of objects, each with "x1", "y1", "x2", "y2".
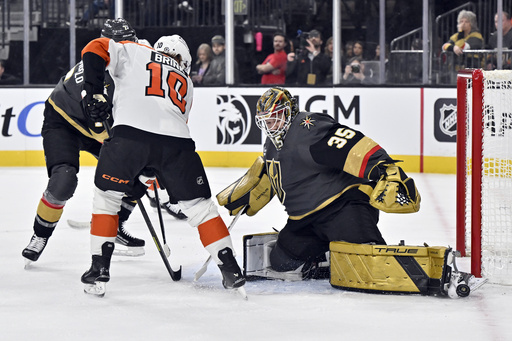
[{"x1": 79, "y1": 34, "x2": 246, "y2": 296}]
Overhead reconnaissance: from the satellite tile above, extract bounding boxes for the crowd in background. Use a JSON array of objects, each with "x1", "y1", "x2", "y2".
[{"x1": 2, "y1": 1, "x2": 512, "y2": 86}]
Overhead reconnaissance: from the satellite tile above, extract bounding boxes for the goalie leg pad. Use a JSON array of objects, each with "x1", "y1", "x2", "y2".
[
  {"x1": 243, "y1": 233, "x2": 329, "y2": 281},
  {"x1": 330, "y1": 241, "x2": 452, "y2": 296}
]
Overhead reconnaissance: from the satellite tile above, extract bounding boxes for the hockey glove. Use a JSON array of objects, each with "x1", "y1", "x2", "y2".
[
  {"x1": 368, "y1": 162, "x2": 420, "y2": 213},
  {"x1": 217, "y1": 156, "x2": 275, "y2": 216},
  {"x1": 82, "y1": 91, "x2": 112, "y2": 122}
]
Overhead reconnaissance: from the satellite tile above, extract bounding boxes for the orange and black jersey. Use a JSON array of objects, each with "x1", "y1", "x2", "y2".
[
  {"x1": 48, "y1": 61, "x2": 113, "y2": 143},
  {"x1": 263, "y1": 111, "x2": 392, "y2": 219}
]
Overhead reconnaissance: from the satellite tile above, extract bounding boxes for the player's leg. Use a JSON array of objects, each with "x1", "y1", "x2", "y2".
[
  {"x1": 83, "y1": 136, "x2": 146, "y2": 255},
  {"x1": 82, "y1": 136, "x2": 147, "y2": 292},
  {"x1": 159, "y1": 146, "x2": 245, "y2": 289},
  {"x1": 318, "y1": 187, "x2": 384, "y2": 245},
  {"x1": 23, "y1": 105, "x2": 80, "y2": 264},
  {"x1": 269, "y1": 220, "x2": 331, "y2": 280}
]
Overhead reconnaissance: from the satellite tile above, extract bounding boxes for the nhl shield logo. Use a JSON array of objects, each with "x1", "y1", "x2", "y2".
[
  {"x1": 439, "y1": 103, "x2": 457, "y2": 137},
  {"x1": 434, "y1": 98, "x2": 457, "y2": 143}
]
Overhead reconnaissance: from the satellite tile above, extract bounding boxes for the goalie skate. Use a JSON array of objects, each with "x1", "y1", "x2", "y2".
[{"x1": 445, "y1": 250, "x2": 488, "y2": 298}]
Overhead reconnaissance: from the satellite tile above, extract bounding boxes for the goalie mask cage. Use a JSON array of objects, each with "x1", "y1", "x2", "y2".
[{"x1": 456, "y1": 69, "x2": 512, "y2": 285}]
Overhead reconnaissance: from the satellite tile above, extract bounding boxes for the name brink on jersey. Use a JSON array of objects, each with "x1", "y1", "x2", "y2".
[{"x1": 151, "y1": 51, "x2": 181, "y2": 70}]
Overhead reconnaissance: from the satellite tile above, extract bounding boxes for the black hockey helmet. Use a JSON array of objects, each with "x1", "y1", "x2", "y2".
[{"x1": 101, "y1": 18, "x2": 137, "y2": 42}]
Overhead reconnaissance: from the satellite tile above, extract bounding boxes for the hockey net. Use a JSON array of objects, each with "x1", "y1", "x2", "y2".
[{"x1": 456, "y1": 69, "x2": 512, "y2": 285}]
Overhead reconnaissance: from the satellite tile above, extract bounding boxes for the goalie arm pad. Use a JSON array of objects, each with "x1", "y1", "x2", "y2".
[
  {"x1": 365, "y1": 161, "x2": 420, "y2": 213},
  {"x1": 216, "y1": 156, "x2": 275, "y2": 216}
]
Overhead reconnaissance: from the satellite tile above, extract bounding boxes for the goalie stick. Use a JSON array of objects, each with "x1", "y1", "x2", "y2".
[
  {"x1": 137, "y1": 198, "x2": 182, "y2": 281},
  {"x1": 193, "y1": 205, "x2": 246, "y2": 282}
]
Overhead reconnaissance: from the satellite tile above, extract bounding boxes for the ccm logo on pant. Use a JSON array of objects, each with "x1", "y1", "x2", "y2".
[{"x1": 102, "y1": 174, "x2": 130, "y2": 184}]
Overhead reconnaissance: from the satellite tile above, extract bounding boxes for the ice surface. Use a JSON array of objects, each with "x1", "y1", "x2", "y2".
[{"x1": 2, "y1": 167, "x2": 511, "y2": 340}]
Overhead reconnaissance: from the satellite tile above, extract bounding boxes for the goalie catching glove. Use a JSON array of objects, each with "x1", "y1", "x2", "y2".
[
  {"x1": 365, "y1": 161, "x2": 420, "y2": 213},
  {"x1": 217, "y1": 157, "x2": 275, "y2": 216}
]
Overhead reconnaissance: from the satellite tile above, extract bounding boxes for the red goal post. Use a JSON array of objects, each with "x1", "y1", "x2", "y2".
[{"x1": 456, "y1": 69, "x2": 512, "y2": 284}]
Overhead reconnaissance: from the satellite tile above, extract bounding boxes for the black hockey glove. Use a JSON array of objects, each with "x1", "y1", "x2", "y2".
[{"x1": 82, "y1": 91, "x2": 112, "y2": 122}]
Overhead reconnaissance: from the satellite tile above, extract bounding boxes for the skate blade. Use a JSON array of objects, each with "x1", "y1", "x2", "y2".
[
  {"x1": 113, "y1": 246, "x2": 145, "y2": 257},
  {"x1": 235, "y1": 286, "x2": 248, "y2": 300},
  {"x1": 84, "y1": 282, "x2": 106, "y2": 297},
  {"x1": 23, "y1": 258, "x2": 34, "y2": 269}
]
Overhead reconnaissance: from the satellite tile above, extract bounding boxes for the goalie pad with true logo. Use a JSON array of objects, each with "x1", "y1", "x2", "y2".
[
  {"x1": 217, "y1": 157, "x2": 275, "y2": 216},
  {"x1": 330, "y1": 241, "x2": 485, "y2": 297}
]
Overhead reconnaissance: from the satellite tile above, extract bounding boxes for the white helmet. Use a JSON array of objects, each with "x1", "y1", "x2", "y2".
[{"x1": 154, "y1": 35, "x2": 192, "y2": 74}]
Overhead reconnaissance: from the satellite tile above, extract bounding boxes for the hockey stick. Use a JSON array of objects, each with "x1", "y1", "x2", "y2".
[
  {"x1": 137, "y1": 198, "x2": 182, "y2": 281},
  {"x1": 152, "y1": 178, "x2": 171, "y2": 258},
  {"x1": 193, "y1": 205, "x2": 246, "y2": 282}
]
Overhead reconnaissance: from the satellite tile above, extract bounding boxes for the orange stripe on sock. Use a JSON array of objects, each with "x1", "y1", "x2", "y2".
[
  {"x1": 197, "y1": 216, "x2": 229, "y2": 247},
  {"x1": 91, "y1": 214, "x2": 118, "y2": 237}
]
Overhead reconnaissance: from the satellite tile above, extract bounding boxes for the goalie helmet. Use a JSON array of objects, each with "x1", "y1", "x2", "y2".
[
  {"x1": 101, "y1": 18, "x2": 137, "y2": 42},
  {"x1": 255, "y1": 87, "x2": 299, "y2": 149},
  {"x1": 154, "y1": 35, "x2": 192, "y2": 74}
]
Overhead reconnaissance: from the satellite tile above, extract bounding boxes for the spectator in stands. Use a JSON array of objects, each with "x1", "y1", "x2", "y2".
[
  {"x1": 488, "y1": 11, "x2": 512, "y2": 48},
  {"x1": 285, "y1": 29, "x2": 330, "y2": 85},
  {"x1": 352, "y1": 41, "x2": 365, "y2": 60},
  {"x1": 342, "y1": 57, "x2": 366, "y2": 84},
  {"x1": 256, "y1": 32, "x2": 288, "y2": 85},
  {"x1": 0, "y1": 60, "x2": 21, "y2": 85},
  {"x1": 78, "y1": 0, "x2": 114, "y2": 26},
  {"x1": 191, "y1": 43, "x2": 213, "y2": 86},
  {"x1": 442, "y1": 10, "x2": 483, "y2": 56},
  {"x1": 486, "y1": 11, "x2": 512, "y2": 70},
  {"x1": 344, "y1": 41, "x2": 354, "y2": 59},
  {"x1": 203, "y1": 35, "x2": 239, "y2": 85}
]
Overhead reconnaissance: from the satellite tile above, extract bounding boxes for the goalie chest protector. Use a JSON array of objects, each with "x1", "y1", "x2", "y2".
[{"x1": 263, "y1": 112, "x2": 362, "y2": 218}]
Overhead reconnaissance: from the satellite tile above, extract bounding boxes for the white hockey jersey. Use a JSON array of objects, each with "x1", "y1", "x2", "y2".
[{"x1": 83, "y1": 38, "x2": 193, "y2": 139}]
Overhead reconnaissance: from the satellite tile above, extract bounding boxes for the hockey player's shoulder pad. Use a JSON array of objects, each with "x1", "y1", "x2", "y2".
[
  {"x1": 216, "y1": 156, "x2": 275, "y2": 216},
  {"x1": 368, "y1": 162, "x2": 420, "y2": 213}
]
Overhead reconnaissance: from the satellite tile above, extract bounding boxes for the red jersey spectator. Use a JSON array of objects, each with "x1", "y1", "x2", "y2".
[{"x1": 256, "y1": 32, "x2": 288, "y2": 84}]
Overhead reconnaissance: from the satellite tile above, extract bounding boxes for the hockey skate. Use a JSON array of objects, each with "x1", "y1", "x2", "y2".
[
  {"x1": 146, "y1": 193, "x2": 187, "y2": 220},
  {"x1": 82, "y1": 242, "x2": 114, "y2": 297},
  {"x1": 218, "y1": 247, "x2": 247, "y2": 299},
  {"x1": 162, "y1": 201, "x2": 187, "y2": 220},
  {"x1": 114, "y1": 223, "x2": 145, "y2": 257},
  {"x1": 22, "y1": 234, "x2": 49, "y2": 267}
]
